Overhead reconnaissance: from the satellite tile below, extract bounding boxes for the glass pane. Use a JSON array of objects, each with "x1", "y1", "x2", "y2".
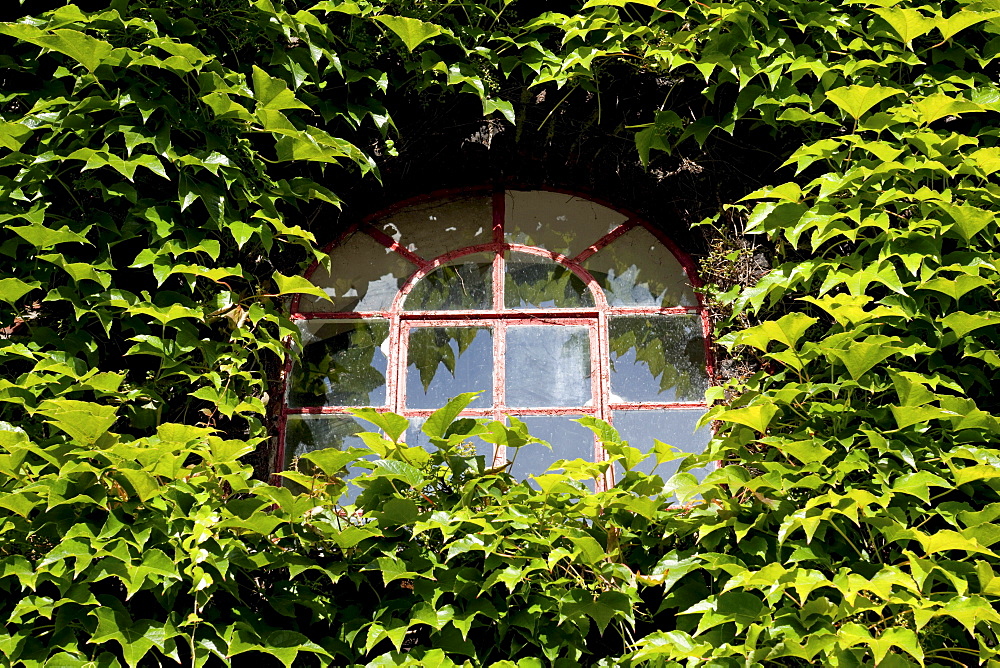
[
  {"x1": 406, "y1": 326, "x2": 493, "y2": 409},
  {"x1": 377, "y1": 195, "x2": 492, "y2": 261},
  {"x1": 505, "y1": 190, "x2": 626, "y2": 257},
  {"x1": 609, "y1": 315, "x2": 709, "y2": 403},
  {"x1": 403, "y1": 253, "x2": 494, "y2": 311},
  {"x1": 283, "y1": 414, "x2": 374, "y2": 490},
  {"x1": 289, "y1": 320, "x2": 389, "y2": 407},
  {"x1": 582, "y1": 226, "x2": 697, "y2": 307},
  {"x1": 612, "y1": 409, "x2": 712, "y2": 481},
  {"x1": 504, "y1": 253, "x2": 595, "y2": 309},
  {"x1": 299, "y1": 232, "x2": 417, "y2": 312},
  {"x1": 506, "y1": 325, "x2": 592, "y2": 407},
  {"x1": 508, "y1": 416, "x2": 595, "y2": 490}
]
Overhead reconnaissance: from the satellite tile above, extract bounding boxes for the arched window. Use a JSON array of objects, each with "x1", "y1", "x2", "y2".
[{"x1": 280, "y1": 189, "x2": 713, "y2": 490}]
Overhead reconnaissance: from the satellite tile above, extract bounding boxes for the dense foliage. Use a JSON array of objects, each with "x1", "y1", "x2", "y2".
[{"x1": 3, "y1": 0, "x2": 1000, "y2": 665}]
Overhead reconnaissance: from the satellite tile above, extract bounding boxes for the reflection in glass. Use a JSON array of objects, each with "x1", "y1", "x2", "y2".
[
  {"x1": 289, "y1": 320, "x2": 389, "y2": 407},
  {"x1": 506, "y1": 326, "x2": 591, "y2": 407},
  {"x1": 505, "y1": 190, "x2": 626, "y2": 257},
  {"x1": 406, "y1": 327, "x2": 493, "y2": 409},
  {"x1": 609, "y1": 315, "x2": 709, "y2": 403},
  {"x1": 504, "y1": 253, "x2": 595, "y2": 309},
  {"x1": 403, "y1": 253, "x2": 493, "y2": 311},
  {"x1": 377, "y1": 195, "x2": 492, "y2": 261},
  {"x1": 612, "y1": 409, "x2": 712, "y2": 482},
  {"x1": 283, "y1": 415, "x2": 373, "y2": 498},
  {"x1": 508, "y1": 416, "x2": 595, "y2": 490},
  {"x1": 583, "y1": 226, "x2": 697, "y2": 307},
  {"x1": 299, "y1": 232, "x2": 417, "y2": 312}
]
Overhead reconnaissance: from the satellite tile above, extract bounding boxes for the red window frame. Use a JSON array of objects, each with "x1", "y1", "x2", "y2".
[{"x1": 278, "y1": 186, "x2": 715, "y2": 490}]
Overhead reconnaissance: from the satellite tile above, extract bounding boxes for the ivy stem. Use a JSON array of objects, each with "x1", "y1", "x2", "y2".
[{"x1": 828, "y1": 520, "x2": 866, "y2": 558}]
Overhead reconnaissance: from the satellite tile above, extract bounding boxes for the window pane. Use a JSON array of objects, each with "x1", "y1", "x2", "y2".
[
  {"x1": 283, "y1": 414, "x2": 370, "y2": 472},
  {"x1": 582, "y1": 226, "x2": 697, "y2": 307},
  {"x1": 403, "y1": 253, "x2": 494, "y2": 311},
  {"x1": 609, "y1": 315, "x2": 709, "y2": 403},
  {"x1": 612, "y1": 409, "x2": 712, "y2": 481},
  {"x1": 377, "y1": 194, "x2": 492, "y2": 261},
  {"x1": 505, "y1": 190, "x2": 626, "y2": 257},
  {"x1": 504, "y1": 253, "x2": 595, "y2": 309},
  {"x1": 506, "y1": 325, "x2": 592, "y2": 407},
  {"x1": 406, "y1": 326, "x2": 493, "y2": 409},
  {"x1": 299, "y1": 232, "x2": 417, "y2": 312},
  {"x1": 289, "y1": 320, "x2": 389, "y2": 407},
  {"x1": 508, "y1": 416, "x2": 595, "y2": 489}
]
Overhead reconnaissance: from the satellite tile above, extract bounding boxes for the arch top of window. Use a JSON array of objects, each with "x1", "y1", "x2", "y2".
[{"x1": 293, "y1": 189, "x2": 700, "y2": 316}]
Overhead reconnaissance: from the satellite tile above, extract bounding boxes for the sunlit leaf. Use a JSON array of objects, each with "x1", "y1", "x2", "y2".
[
  {"x1": 373, "y1": 15, "x2": 443, "y2": 52},
  {"x1": 826, "y1": 84, "x2": 903, "y2": 119}
]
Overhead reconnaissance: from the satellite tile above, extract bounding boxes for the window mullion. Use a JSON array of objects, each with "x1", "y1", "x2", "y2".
[
  {"x1": 390, "y1": 314, "x2": 405, "y2": 414},
  {"x1": 494, "y1": 318, "x2": 506, "y2": 468},
  {"x1": 493, "y1": 189, "x2": 505, "y2": 312},
  {"x1": 596, "y1": 309, "x2": 612, "y2": 491}
]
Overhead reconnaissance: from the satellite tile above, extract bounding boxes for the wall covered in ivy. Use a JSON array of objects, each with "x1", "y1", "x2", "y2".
[{"x1": 2, "y1": 0, "x2": 1000, "y2": 665}]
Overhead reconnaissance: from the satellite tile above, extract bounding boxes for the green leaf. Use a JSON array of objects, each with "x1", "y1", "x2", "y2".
[
  {"x1": 730, "y1": 313, "x2": 817, "y2": 351},
  {"x1": 273, "y1": 134, "x2": 350, "y2": 163},
  {"x1": 940, "y1": 203, "x2": 994, "y2": 242},
  {"x1": 941, "y1": 311, "x2": 1000, "y2": 338},
  {"x1": 252, "y1": 66, "x2": 310, "y2": 111},
  {"x1": 921, "y1": 274, "x2": 990, "y2": 300},
  {"x1": 936, "y1": 11, "x2": 1000, "y2": 42},
  {"x1": 0, "y1": 492, "x2": 38, "y2": 518},
  {"x1": 483, "y1": 98, "x2": 515, "y2": 124},
  {"x1": 35, "y1": 399, "x2": 117, "y2": 445},
  {"x1": 0, "y1": 277, "x2": 40, "y2": 304},
  {"x1": 582, "y1": 0, "x2": 663, "y2": 7},
  {"x1": 271, "y1": 272, "x2": 331, "y2": 300},
  {"x1": 373, "y1": 15, "x2": 443, "y2": 52},
  {"x1": 349, "y1": 409, "x2": 409, "y2": 443},
  {"x1": 935, "y1": 595, "x2": 1000, "y2": 633},
  {"x1": 826, "y1": 340, "x2": 897, "y2": 380},
  {"x1": 376, "y1": 496, "x2": 420, "y2": 524},
  {"x1": 371, "y1": 459, "x2": 426, "y2": 488},
  {"x1": 872, "y1": 7, "x2": 934, "y2": 45},
  {"x1": 0, "y1": 25, "x2": 112, "y2": 73},
  {"x1": 299, "y1": 447, "x2": 362, "y2": 476},
  {"x1": 422, "y1": 392, "x2": 481, "y2": 440},
  {"x1": 10, "y1": 224, "x2": 90, "y2": 248},
  {"x1": 970, "y1": 147, "x2": 1000, "y2": 175},
  {"x1": 716, "y1": 403, "x2": 778, "y2": 433},
  {"x1": 911, "y1": 93, "x2": 982, "y2": 125},
  {"x1": 892, "y1": 471, "x2": 949, "y2": 503},
  {"x1": 0, "y1": 121, "x2": 32, "y2": 151},
  {"x1": 780, "y1": 440, "x2": 833, "y2": 465},
  {"x1": 118, "y1": 469, "x2": 160, "y2": 502},
  {"x1": 826, "y1": 85, "x2": 902, "y2": 120},
  {"x1": 891, "y1": 405, "x2": 955, "y2": 429}
]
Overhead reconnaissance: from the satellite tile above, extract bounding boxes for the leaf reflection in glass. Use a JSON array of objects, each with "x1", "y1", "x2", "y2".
[
  {"x1": 298, "y1": 232, "x2": 417, "y2": 312},
  {"x1": 289, "y1": 319, "x2": 389, "y2": 407},
  {"x1": 582, "y1": 226, "x2": 697, "y2": 307},
  {"x1": 504, "y1": 190, "x2": 626, "y2": 257},
  {"x1": 505, "y1": 253, "x2": 594, "y2": 309},
  {"x1": 609, "y1": 315, "x2": 708, "y2": 403},
  {"x1": 404, "y1": 253, "x2": 493, "y2": 311},
  {"x1": 406, "y1": 326, "x2": 493, "y2": 409}
]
